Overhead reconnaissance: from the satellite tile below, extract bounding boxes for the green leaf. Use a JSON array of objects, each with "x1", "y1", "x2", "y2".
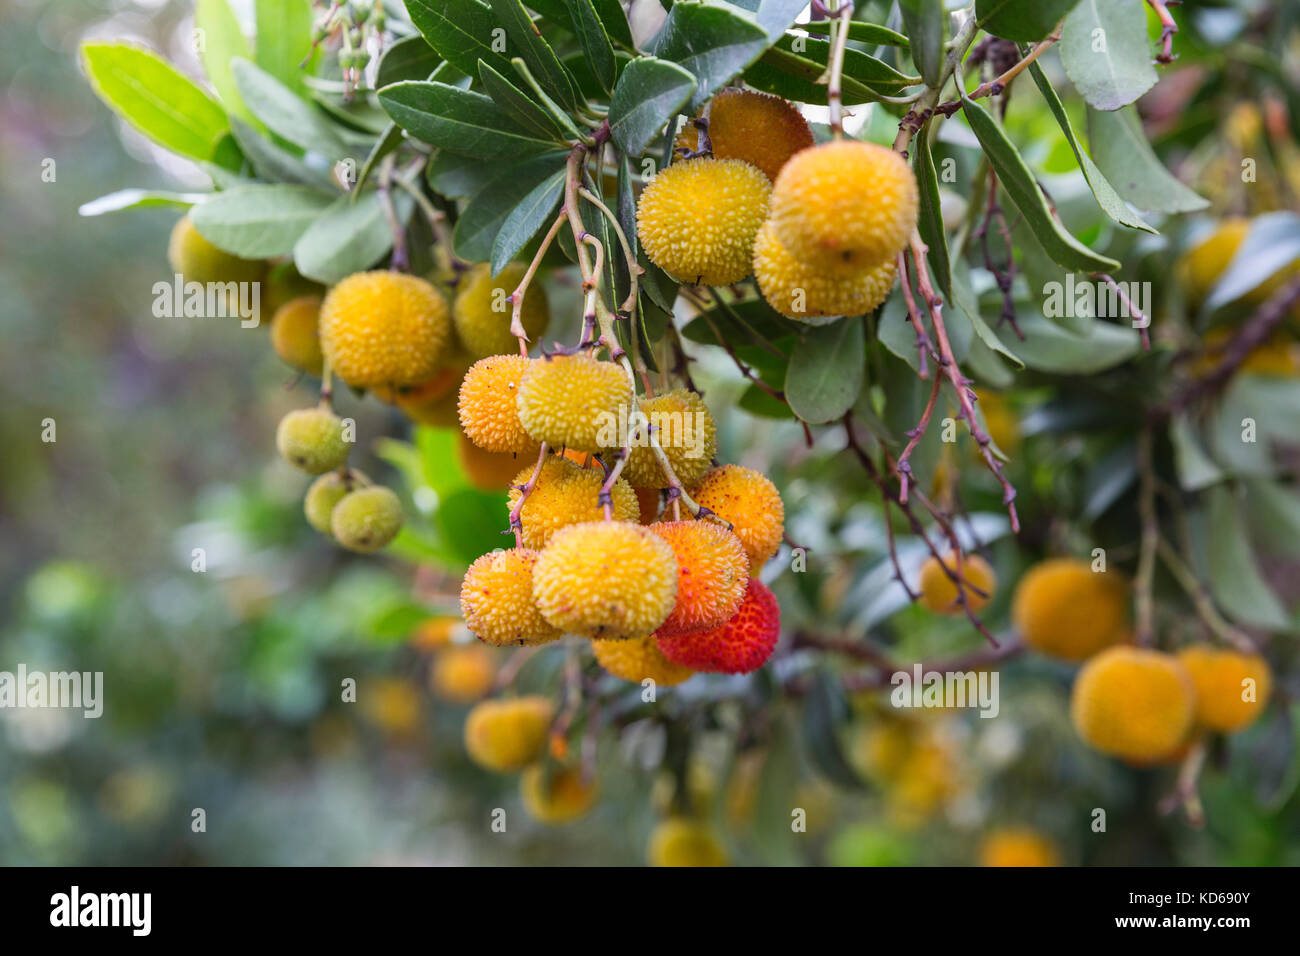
[
  {"x1": 478, "y1": 61, "x2": 571, "y2": 141},
  {"x1": 1206, "y1": 486, "x2": 1291, "y2": 631},
  {"x1": 293, "y1": 190, "x2": 411, "y2": 283},
  {"x1": 745, "y1": 36, "x2": 915, "y2": 106},
  {"x1": 1011, "y1": 310, "x2": 1139, "y2": 373},
  {"x1": 1170, "y1": 414, "x2": 1226, "y2": 491},
  {"x1": 1244, "y1": 478, "x2": 1300, "y2": 559},
  {"x1": 588, "y1": 0, "x2": 635, "y2": 49},
  {"x1": 487, "y1": 0, "x2": 579, "y2": 110},
  {"x1": 377, "y1": 34, "x2": 443, "y2": 88},
  {"x1": 78, "y1": 189, "x2": 205, "y2": 216},
  {"x1": 785, "y1": 317, "x2": 866, "y2": 423},
  {"x1": 254, "y1": 0, "x2": 315, "y2": 95},
  {"x1": 191, "y1": 184, "x2": 336, "y2": 257},
  {"x1": 1204, "y1": 212, "x2": 1300, "y2": 310},
  {"x1": 405, "y1": 0, "x2": 513, "y2": 79},
  {"x1": 608, "y1": 56, "x2": 697, "y2": 157},
  {"x1": 757, "y1": 0, "x2": 813, "y2": 43},
  {"x1": 951, "y1": 260, "x2": 1024, "y2": 368},
  {"x1": 453, "y1": 153, "x2": 572, "y2": 261},
  {"x1": 1027, "y1": 63, "x2": 1154, "y2": 233},
  {"x1": 232, "y1": 58, "x2": 347, "y2": 159},
  {"x1": 426, "y1": 151, "x2": 502, "y2": 200},
  {"x1": 354, "y1": 123, "x2": 405, "y2": 195},
  {"x1": 80, "y1": 42, "x2": 229, "y2": 162},
  {"x1": 1082, "y1": 441, "x2": 1138, "y2": 519},
  {"x1": 1060, "y1": 0, "x2": 1158, "y2": 111},
  {"x1": 195, "y1": 0, "x2": 256, "y2": 124},
  {"x1": 977, "y1": 0, "x2": 1081, "y2": 42},
  {"x1": 913, "y1": 129, "x2": 950, "y2": 298},
  {"x1": 1086, "y1": 106, "x2": 1210, "y2": 214},
  {"x1": 962, "y1": 95, "x2": 1120, "y2": 273},
  {"x1": 648, "y1": 2, "x2": 771, "y2": 110},
  {"x1": 802, "y1": 670, "x2": 867, "y2": 790},
  {"x1": 378, "y1": 81, "x2": 558, "y2": 158},
  {"x1": 801, "y1": 20, "x2": 911, "y2": 47},
  {"x1": 569, "y1": 0, "x2": 617, "y2": 93},
  {"x1": 899, "y1": 0, "x2": 946, "y2": 88},
  {"x1": 229, "y1": 117, "x2": 334, "y2": 187},
  {"x1": 490, "y1": 165, "x2": 567, "y2": 274},
  {"x1": 436, "y1": 489, "x2": 512, "y2": 565}
]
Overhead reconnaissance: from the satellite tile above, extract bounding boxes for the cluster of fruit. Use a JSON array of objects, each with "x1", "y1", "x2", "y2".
[{"x1": 635, "y1": 89, "x2": 916, "y2": 320}]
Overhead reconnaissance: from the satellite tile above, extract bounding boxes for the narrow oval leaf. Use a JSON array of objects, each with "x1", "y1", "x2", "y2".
[
  {"x1": 377, "y1": 34, "x2": 443, "y2": 88},
  {"x1": 608, "y1": 56, "x2": 696, "y2": 157},
  {"x1": 913, "y1": 129, "x2": 951, "y2": 298},
  {"x1": 293, "y1": 191, "x2": 411, "y2": 283},
  {"x1": 649, "y1": 2, "x2": 771, "y2": 110},
  {"x1": 378, "y1": 81, "x2": 558, "y2": 158},
  {"x1": 453, "y1": 153, "x2": 572, "y2": 261},
  {"x1": 229, "y1": 117, "x2": 334, "y2": 187},
  {"x1": 801, "y1": 20, "x2": 911, "y2": 47},
  {"x1": 899, "y1": 0, "x2": 946, "y2": 88},
  {"x1": 403, "y1": 0, "x2": 512, "y2": 79},
  {"x1": 1086, "y1": 106, "x2": 1210, "y2": 214},
  {"x1": 1060, "y1": 0, "x2": 1158, "y2": 112},
  {"x1": 589, "y1": 0, "x2": 635, "y2": 49},
  {"x1": 191, "y1": 184, "x2": 337, "y2": 257},
  {"x1": 488, "y1": 0, "x2": 579, "y2": 110},
  {"x1": 254, "y1": 0, "x2": 315, "y2": 94},
  {"x1": 977, "y1": 0, "x2": 1081, "y2": 42},
  {"x1": 78, "y1": 189, "x2": 205, "y2": 217},
  {"x1": 569, "y1": 0, "x2": 617, "y2": 93},
  {"x1": 962, "y1": 95, "x2": 1120, "y2": 273},
  {"x1": 195, "y1": 0, "x2": 256, "y2": 125},
  {"x1": 785, "y1": 317, "x2": 866, "y2": 423},
  {"x1": 231, "y1": 58, "x2": 347, "y2": 159},
  {"x1": 1011, "y1": 311, "x2": 1139, "y2": 373},
  {"x1": 490, "y1": 166, "x2": 567, "y2": 274},
  {"x1": 1207, "y1": 486, "x2": 1292, "y2": 631},
  {"x1": 80, "y1": 42, "x2": 229, "y2": 162},
  {"x1": 478, "y1": 61, "x2": 570, "y2": 140}
]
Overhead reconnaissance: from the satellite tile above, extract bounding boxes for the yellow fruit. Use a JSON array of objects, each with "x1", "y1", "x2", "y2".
[
  {"x1": 452, "y1": 262, "x2": 550, "y2": 358},
  {"x1": 508, "y1": 456, "x2": 638, "y2": 549},
  {"x1": 410, "y1": 616, "x2": 457, "y2": 651},
  {"x1": 593, "y1": 633, "x2": 694, "y2": 686},
  {"x1": 768, "y1": 139, "x2": 918, "y2": 274},
  {"x1": 1177, "y1": 645, "x2": 1272, "y2": 733},
  {"x1": 690, "y1": 465, "x2": 785, "y2": 567},
  {"x1": 533, "y1": 521, "x2": 678, "y2": 640},
  {"x1": 649, "y1": 520, "x2": 749, "y2": 637},
  {"x1": 463, "y1": 695, "x2": 554, "y2": 772},
  {"x1": 520, "y1": 764, "x2": 598, "y2": 824},
  {"x1": 1070, "y1": 647, "x2": 1195, "y2": 762},
  {"x1": 458, "y1": 354, "x2": 539, "y2": 454},
  {"x1": 430, "y1": 644, "x2": 497, "y2": 703},
  {"x1": 887, "y1": 739, "x2": 959, "y2": 827},
  {"x1": 1180, "y1": 219, "x2": 1247, "y2": 306},
  {"x1": 275, "y1": 407, "x2": 350, "y2": 474},
  {"x1": 303, "y1": 468, "x2": 369, "y2": 534},
  {"x1": 460, "y1": 548, "x2": 562, "y2": 647},
  {"x1": 167, "y1": 214, "x2": 263, "y2": 286},
  {"x1": 1197, "y1": 328, "x2": 1299, "y2": 377},
  {"x1": 1012, "y1": 558, "x2": 1130, "y2": 661},
  {"x1": 457, "y1": 432, "x2": 530, "y2": 491},
  {"x1": 978, "y1": 827, "x2": 1061, "y2": 867},
  {"x1": 636, "y1": 158, "x2": 771, "y2": 285},
  {"x1": 398, "y1": 364, "x2": 469, "y2": 427},
  {"x1": 753, "y1": 220, "x2": 897, "y2": 319},
  {"x1": 515, "y1": 353, "x2": 634, "y2": 453},
  {"x1": 319, "y1": 271, "x2": 452, "y2": 390},
  {"x1": 974, "y1": 389, "x2": 1020, "y2": 455},
  {"x1": 917, "y1": 552, "x2": 996, "y2": 615},
  {"x1": 647, "y1": 817, "x2": 728, "y2": 867},
  {"x1": 854, "y1": 720, "x2": 916, "y2": 783},
  {"x1": 270, "y1": 295, "x2": 324, "y2": 374},
  {"x1": 359, "y1": 677, "x2": 421, "y2": 736},
  {"x1": 330, "y1": 486, "x2": 403, "y2": 553},
  {"x1": 605, "y1": 388, "x2": 718, "y2": 488},
  {"x1": 674, "y1": 88, "x2": 814, "y2": 182}
]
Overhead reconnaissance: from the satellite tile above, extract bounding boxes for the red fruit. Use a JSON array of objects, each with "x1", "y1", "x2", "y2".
[{"x1": 656, "y1": 578, "x2": 780, "y2": 674}]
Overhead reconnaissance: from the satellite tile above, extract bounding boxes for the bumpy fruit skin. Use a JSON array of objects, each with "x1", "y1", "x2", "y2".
[
  {"x1": 463, "y1": 695, "x2": 554, "y2": 772},
  {"x1": 520, "y1": 765, "x2": 598, "y2": 824},
  {"x1": 1180, "y1": 218, "x2": 1247, "y2": 305},
  {"x1": 606, "y1": 388, "x2": 718, "y2": 488},
  {"x1": 1070, "y1": 647, "x2": 1195, "y2": 762},
  {"x1": 516, "y1": 354, "x2": 634, "y2": 453},
  {"x1": 978, "y1": 828, "x2": 1060, "y2": 867},
  {"x1": 167, "y1": 214, "x2": 264, "y2": 286},
  {"x1": 753, "y1": 220, "x2": 897, "y2": 319},
  {"x1": 457, "y1": 433, "x2": 530, "y2": 491},
  {"x1": 430, "y1": 644, "x2": 496, "y2": 704},
  {"x1": 458, "y1": 354, "x2": 538, "y2": 454},
  {"x1": 460, "y1": 548, "x2": 562, "y2": 646},
  {"x1": 276, "y1": 407, "x2": 350, "y2": 474},
  {"x1": 691, "y1": 465, "x2": 785, "y2": 567},
  {"x1": 649, "y1": 521, "x2": 749, "y2": 637},
  {"x1": 452, "y1": 262, "x2": 550, "y2": 358},
  {"x1": 330, "y1": 486, "x2": 403, "y2": 553},
  {"x1": 533, "y1": 521, "x2": 678, "y2": 640},
  {"x1": 636, "y1": 158, "x2": 771, "y2": 286},
  {"x1": 674, "y1": 88, "x2": 814, "y2": 182},
  {"x1": 1177, "y1": 646, "x2": 1272, "y2": 733},
  {"x1": 1012, "y1": 558, "x2": 1130, "y2": 661},
  {"x1": 656, "y1": 577, "x2": 779, "y2": 674},
  {"x1": 508, "y1": 457, "x2": 638, "y2": 549},
  {"x1": 647, "y1": 817, "x2": 728, "y2": 867},
  {"x1": 917, "y1": 552, "x2": 996, "y2": 615},
  {"x1": 319, "y1": 271, "x2": 451, "y2": 390},
  {"x1": 592, "y1": 634, "x2": 694, "y2": 686},
  {"x1": 303, "y1": 468, "x2": 369, "y2": 533},
  {"x1": 769, "y1": 140, "x2": 918, "y2": 274},
  {"x1": 270, "y1": 295, "x2": 324, "y2": 374}
]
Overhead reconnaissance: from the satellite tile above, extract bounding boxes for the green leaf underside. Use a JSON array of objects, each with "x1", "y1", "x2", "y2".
[
  {"x1": 191, "y1": 184, "x2": 336, "y2": 257},
  {"x1": 1060, "y1": 0, "x2": 1158, "y2": 112},
  {"x1": 786, "y1": 317, "x2": 866, "y2": 423}
]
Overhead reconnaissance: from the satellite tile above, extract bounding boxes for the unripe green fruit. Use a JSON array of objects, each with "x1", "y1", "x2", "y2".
[
  {"x1": 303, "y1": 469, "x2": 371, "y2": 534},
  {"x1": 331, "y1": 486, "x2": 403, "y2": 553},
  {"x1": 276, "y1": 407, "x2": 350, "y2": 474}
]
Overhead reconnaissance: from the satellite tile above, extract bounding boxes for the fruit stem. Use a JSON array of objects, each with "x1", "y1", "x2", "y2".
[
  {"x1": 377, "y1": 155, "x2": 407, "y2": 272},
  {"x1": 965, "y1": 27, "x2": 1062, "y2": 102},
  {"x1": 892, "y1": 7, "x2": 980, "y2": 154},
  {"x1": 508, "y1": 441, "x2": 550, "y2": 548},
  {"x1": 510, "y1": 211, "x2": 569, "y2": 355},
  {"x1": 578, "y1": 185, "x2": 644, "y2": 318},
  {"x1": 895, "y1": 370, "x2": 942, "y2": 504},
  {"x1": 823, "y1": 1, "x2": 855, "y2": 137},
  {"x1": 1145, "y1": 0, "x2": 1180, "y2": 64},
  {"x1": 1155, "y1": 535, "x2": 1259, "y2": 654}
]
